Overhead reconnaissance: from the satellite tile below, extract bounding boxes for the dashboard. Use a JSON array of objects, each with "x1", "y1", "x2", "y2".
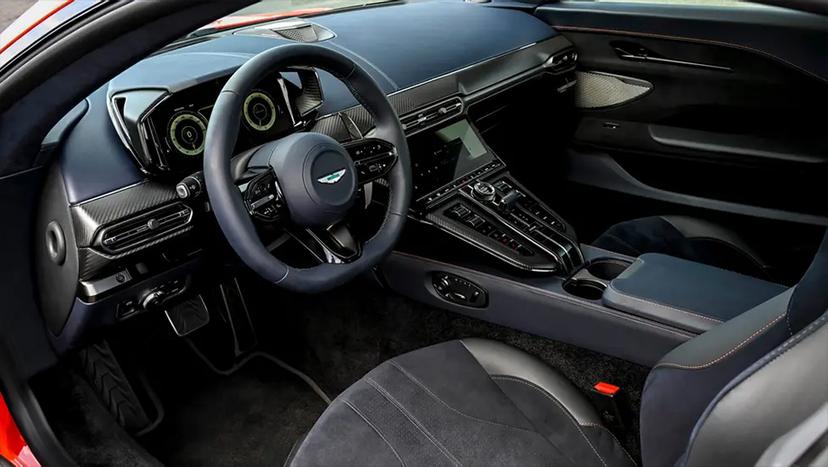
[{"x1": 37, "y1": 0, "x2": 579, "y2": 350}]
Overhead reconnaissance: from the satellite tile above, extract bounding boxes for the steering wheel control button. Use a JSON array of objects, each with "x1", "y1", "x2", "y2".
[
  {"x1": 432, "y1": 272, "x2": 488, "y2": 308},
  {"x1": 348, "y1": 139, "x2": 397, "y2": 184},
  {"x1": 472, "y1": 181, "x2": 496, "y2": 201},
  {"x1": 245, "y1": 172, "x2": 282, "y2": 222}
]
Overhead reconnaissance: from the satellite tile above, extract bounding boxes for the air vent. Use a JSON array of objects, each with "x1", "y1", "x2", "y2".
[
  {"x1": 400, "y1": 97, "x2": 464, "y2": 134},
  {"x1": 98, "y1": 203, "x2": 192, "y2": 253},
  {"x1": 241, "y1": 18, "x2": 334, "y2": 43}
]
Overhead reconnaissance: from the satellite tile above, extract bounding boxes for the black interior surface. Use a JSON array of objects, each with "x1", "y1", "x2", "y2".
[
  {"x1": 3, "y1": 0, "x2": 827, "y2": 465},
  {"x1": 33, "y1": 276, "x2": 650, "y2": 464}
]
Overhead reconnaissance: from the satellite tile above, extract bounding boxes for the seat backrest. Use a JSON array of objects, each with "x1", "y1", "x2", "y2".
[{"x1": 639, "y1": 231, "x2": 828, "y2": 467}]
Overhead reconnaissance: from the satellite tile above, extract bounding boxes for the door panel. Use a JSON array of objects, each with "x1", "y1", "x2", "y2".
[
  {"x1": 534, "y1": 2, "x2": 828, "y2": 217},
  {"x1": 533, "y1": 1, "x2": 828, "y2": 279}
]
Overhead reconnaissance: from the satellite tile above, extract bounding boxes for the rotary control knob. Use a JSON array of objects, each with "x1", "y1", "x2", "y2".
[
  {"x1": 175, "y1": 172, "x2": 204, "y2": 200},
  {"x1": 471, "y1": 181, "x2": 496, "y2": 201},
  {"x1": 140, "y1": 290, "x2": 166, "y2": 311}
]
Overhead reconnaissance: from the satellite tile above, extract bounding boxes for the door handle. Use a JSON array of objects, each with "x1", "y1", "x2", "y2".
[{"x1": 612, "y1": 41, "x2": 732, "y2": 72}]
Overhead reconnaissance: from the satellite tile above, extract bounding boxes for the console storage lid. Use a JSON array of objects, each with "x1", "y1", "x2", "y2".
[{"x1": 603, "y1": 253, "x2": 787, "y2": 334}]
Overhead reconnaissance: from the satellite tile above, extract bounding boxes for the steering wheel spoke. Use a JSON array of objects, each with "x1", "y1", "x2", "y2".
[
  {"x1": 242, "y1": 169, "x2": 285, "y2": 223},
  {"x1": 345, "y1": 138, "x2": 398, "y2": 185},
  {"x1": 301, "y1": 221, "x2": 361, "y2": 264}
]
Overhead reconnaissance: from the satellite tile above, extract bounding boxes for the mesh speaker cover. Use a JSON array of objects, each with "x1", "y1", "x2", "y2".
[{"x1": 575, "y1": 71, "x2": 652, "y2": 109}]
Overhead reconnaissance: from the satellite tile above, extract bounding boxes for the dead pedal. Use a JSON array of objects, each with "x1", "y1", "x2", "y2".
[{"x1": 75, "y1": 340, "x2": 152, "y2": 434}]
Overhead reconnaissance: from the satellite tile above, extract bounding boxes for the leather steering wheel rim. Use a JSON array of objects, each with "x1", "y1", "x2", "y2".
[{"x1": 203, "y1": 44, "x2": 411, "y2": 293}]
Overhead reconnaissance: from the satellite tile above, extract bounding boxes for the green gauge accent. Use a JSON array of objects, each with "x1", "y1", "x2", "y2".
[
  {"x1": 243, "y1": 91, "x2": 278, "y2": 132},
  {"x1": 168, "y1": 111, "x2": 207, "y2": 156}
]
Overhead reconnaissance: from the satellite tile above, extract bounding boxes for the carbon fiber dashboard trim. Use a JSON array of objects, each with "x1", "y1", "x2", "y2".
[
  {"x1": 71, "y1": 181, "x2": 178, "y2": 247},
  {"x1": 77, "y1": 225, "x2": 194, "y2": 280}
]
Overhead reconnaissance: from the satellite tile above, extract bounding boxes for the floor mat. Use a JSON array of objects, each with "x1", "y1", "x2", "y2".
[
  {"x1": 139, "y1": 356, "x2": 326, "y2": 466},
  {"x1": 32, "y1": 366, "x2": 162, "y2": 467}
]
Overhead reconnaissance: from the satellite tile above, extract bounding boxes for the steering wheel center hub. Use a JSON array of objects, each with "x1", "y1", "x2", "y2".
[{"x1": 269, "y1": 132, "x2": 357, "y2": 227}]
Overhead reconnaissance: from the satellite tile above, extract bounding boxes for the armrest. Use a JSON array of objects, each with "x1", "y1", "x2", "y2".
[{"x1": 603, "y1": 253, "x2": 787, "y2": 333}]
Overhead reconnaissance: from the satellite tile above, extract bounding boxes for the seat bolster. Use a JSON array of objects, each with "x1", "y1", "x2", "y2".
[
  {"x1": 640, "y1": 290, "x2": 794, "y2": 467},
  {"x1": 684, "y1": 311, "x2": 828, "y2": 467},
  {"x1": 461, "y1": 338, "x2": 602, "y2": 425}
]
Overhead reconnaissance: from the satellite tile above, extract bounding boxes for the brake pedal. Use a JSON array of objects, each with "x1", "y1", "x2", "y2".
[{"x1": 164, "y1": 295, "x2": 210, "y2": 337}]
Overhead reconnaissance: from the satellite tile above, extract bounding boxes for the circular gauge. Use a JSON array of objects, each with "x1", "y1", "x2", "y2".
[
  {"x1": 243, "y1": 91, "x2": 278, "y2": 132},
  {"x1": 168, "y1": 111, "x2": 207, "y2": 156}
]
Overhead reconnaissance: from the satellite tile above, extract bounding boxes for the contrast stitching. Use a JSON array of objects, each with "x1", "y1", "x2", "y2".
[
  {"x1": 491, "y1": 375, "x2": 607, "y2": 467},
  {"x1": 785, "y1": 286, "x2": 797, "y2": 337},
  {"x1": 723, "y1": 312, "x2": 828, "y2": 392},
  {"x1": 684, "y1": 311, "x2": 828, "y2": 462},
  {"x1": 365, "y1": 377, "x2": 461, "y2": 466},
  {"x1": 581, "y1": 423, "x2": 637, "y2": 467},
  {"x1": 343, "y1": 400, "x2": 405, "y2": 466},
  {"x1": 611, "y1": 256, "x2": 722, "y2": 323},
  {"x1": 387, "y1": 362, "x2": 542, "y2": 435},
  {"x1": 655, "y1": 312, "x2": 785, "y2": 370},
  {"x1": 608, "y1": 282, "x2": 722, "y2": 324}
]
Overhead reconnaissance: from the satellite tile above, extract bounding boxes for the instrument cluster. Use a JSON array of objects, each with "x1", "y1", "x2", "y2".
[{"x1": 145, "y1": 72, "x2": 298, "y2": 172}]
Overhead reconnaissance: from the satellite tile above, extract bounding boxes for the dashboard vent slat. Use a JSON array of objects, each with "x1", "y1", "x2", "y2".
[
  {"x1": 98, "y1": 203, "x2": 193, "y2": 253},
  {"x1": 400, "y1": 97, "x2": 464, "y2": 135}
]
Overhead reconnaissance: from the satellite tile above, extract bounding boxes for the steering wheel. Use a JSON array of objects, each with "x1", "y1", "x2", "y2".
[{"x1": 203, "y1": 44, "x2": 411, "y2": 293}]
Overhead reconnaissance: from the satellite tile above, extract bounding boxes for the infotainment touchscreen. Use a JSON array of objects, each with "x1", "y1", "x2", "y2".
[{"x1": 409, "y1": 119, "x2": 496, "y2": 198}]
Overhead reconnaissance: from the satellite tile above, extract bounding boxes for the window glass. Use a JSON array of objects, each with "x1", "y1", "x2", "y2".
[{"x1": 585, "y1": 0, "x2": 751, "y2": 5}]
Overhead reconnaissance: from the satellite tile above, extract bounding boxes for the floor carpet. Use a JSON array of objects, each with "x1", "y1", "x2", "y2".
[{"x1": 139, "y1": 355, "x2": 326, "y2": 467}]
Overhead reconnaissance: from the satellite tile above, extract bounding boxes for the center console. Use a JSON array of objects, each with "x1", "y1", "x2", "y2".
[
  {"x1": 385, "y1": 114, "x2": 789, "y2": 367},
  {"x1": 408, "y1": 118, "x2": 583, "y2": 275}
]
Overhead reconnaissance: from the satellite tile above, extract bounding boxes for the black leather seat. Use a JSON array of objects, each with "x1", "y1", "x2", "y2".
[
  {"x1": 290, "y1": 338, "x2": 634, "y2": 466},
  {"x1": 289, "y1": 231, "x2": 827, "y2": 466},
  {"x1": 593, "y1": 216, "x2": 771, "y2": 279}
]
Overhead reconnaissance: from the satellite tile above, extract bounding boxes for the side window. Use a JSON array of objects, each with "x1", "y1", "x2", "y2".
[
  {"x1": 1, "y1": 1, "x2": 102, "y2": 71},
  {"x1": 585, "y1": 0, "x2": 747, "y2": 5}
]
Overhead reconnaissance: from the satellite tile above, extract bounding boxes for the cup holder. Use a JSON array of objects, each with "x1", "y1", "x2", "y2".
[
  {"x1": 563, "y1": 279, "x2": 606, "y2": 301},
  {"x1": 586, "y1": 259, "x2": 631, "y2": 281}
]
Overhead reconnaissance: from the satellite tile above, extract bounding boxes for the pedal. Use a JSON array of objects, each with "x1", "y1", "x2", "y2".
[
  {"x1": 164, "y1": 295, "x2": 210, "y2": 337},
  {"x1": 75, "y1": 340, "x2": 151, "y2": 433},
  {"x1": 220, "y1": 278, "x2": 257, "y2": 356}
]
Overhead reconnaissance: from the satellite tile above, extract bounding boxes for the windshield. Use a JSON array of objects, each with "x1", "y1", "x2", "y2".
[{"x1": 190, "y1": 0, "x2": 395, "y2": 37}]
